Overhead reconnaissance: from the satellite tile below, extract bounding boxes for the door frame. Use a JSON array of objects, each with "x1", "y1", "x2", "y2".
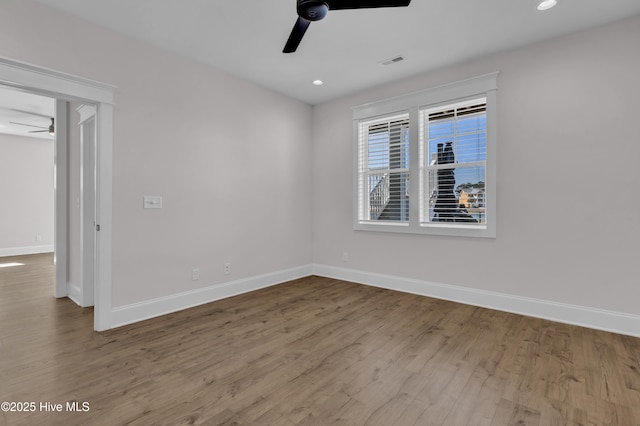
[
  {"x1": 0, "y1": 56, "x2": 116, "y2": 331},
  {"x1": 78, "y1": 104, "x2": 97, "y2": 307}
]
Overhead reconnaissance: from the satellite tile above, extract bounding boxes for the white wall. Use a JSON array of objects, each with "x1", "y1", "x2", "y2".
[
  {"x1": 2, "y1": 0, "x2": 638, "y2": 332},
  {"x1": 0, "y1": 133, "x2": 54, "y2": 256},
  {"x1": 0, "y1": 1, "x2": 313, "y2": 309},
  {"x1": 312, "y1": 14, "x2": 640, "y2": 318}
]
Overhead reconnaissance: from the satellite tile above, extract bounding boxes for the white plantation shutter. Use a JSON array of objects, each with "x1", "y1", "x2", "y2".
[
  {"x1": 420, "y1": 98, "x2": 487, "y2": 226},
  {"x1": 357, "y1": 113, "x2": 410, "y2": 223}
]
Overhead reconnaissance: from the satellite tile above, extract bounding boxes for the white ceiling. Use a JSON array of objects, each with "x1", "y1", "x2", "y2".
[
  {"x1": 29, "y1": 0, "x2": 640, "y2": 105},
  {"x1": 11, "y1": 0, "x2": 640, "y2": 107},
  {"x1": 0, "y1": 88, "x2": 54, "y2": 140}
]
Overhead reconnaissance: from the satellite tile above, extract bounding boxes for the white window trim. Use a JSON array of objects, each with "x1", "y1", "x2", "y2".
[
  {"x1": 353, "y1": 72, "x2": 498, "y2": 238},
  {"x1": 357, "y1": 113, "x2": 411, "y2": 224}
]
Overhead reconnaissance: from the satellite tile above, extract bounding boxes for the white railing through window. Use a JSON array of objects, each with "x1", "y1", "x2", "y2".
[
  {"x1": 357, "y1": 113, "x2": 410, "y2": 223},
  {"x1": 369, "y1": 173, "x2": 389, "y2": 220}
]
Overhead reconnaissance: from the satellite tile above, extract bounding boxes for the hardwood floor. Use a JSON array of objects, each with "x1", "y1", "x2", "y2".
[{"x1": 1, "y1": 254, "x2": 639, "y2": 425}]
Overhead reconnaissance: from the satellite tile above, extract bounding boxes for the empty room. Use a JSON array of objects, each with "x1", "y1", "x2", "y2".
[{"x1": 1, "y1": 0, "x2": 639, "y2": 425}]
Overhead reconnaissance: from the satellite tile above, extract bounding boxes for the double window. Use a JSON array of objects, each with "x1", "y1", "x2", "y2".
[{"x1": 353, "y1": 73, "x2": 497, "y2": 238}]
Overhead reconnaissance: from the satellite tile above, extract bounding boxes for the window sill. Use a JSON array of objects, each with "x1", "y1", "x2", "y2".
[{"x1": 354, "y1": 221, "x2": 495, "y2": 238}]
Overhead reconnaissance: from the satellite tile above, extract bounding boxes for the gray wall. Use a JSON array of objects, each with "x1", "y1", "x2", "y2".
[
  {"x1": 2, "y1": 0, "x2": 638, "y2": 325},
  {"x1": 0, "y1": 133, "x2": 54, "y2": 255},
  {"x1": 1, "y1": 1, "x2": 313, "y2": 307},
  {"x1": 311, "y1": 15, "x2": 640, "y2": 316}
]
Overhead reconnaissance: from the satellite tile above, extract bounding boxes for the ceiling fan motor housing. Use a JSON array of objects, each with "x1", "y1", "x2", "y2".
[{"x1": 298, "y1": 0, "x2": 329, "y2": 21}]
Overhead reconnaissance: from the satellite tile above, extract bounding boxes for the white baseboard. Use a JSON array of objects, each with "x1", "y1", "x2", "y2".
[
  {"x1": 66, "y1": 282, "x2": 94, "y2": 308},
  {"x1": 109, "y1": 264, "x2": 314, "y2": 329},
  {"x1": 67, "y1": 282, "x2": 81, "y2": 306},
  {"x1": 0, "y1": 245, "x2": 54, "y2": 257},
  {"x1": 105, "y1": 262, "x2": 639, "y2": 337},
  {"x1": 312, "y1": 264, "x2": 640, "y2": 338}
]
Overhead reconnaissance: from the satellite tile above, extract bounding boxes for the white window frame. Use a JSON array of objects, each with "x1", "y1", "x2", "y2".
[
  {"x1": 356, "y1": 113, "x2": 411, "y2": 225},
  {"x1": 353, "y1": 72, "x2": 498, "y2": 238}
]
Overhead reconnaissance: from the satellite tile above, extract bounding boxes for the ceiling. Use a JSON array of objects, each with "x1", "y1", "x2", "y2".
[
  {"x1": 0, "y1": 88, "x2": 54, "y2": 140},
  {"x1": 28, "y1": 0, "x2": 640, "y2": 105},
  {"x1": 4, "y1": 0, "x2": 640, "y2": 109}
]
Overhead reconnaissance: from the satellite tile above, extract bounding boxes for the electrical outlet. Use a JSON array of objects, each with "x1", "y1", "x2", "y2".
[
  {"x1": 223, "y1": 262, "x2": 231, "y2": 275},
  {"x1": 342, "y1": 252, "x2": 349, "y2": 262},
  {"x1": 191, "y1": 268, "x2": 200, "y2": 281},
  {"x1": 36, "y1": 234, "x2": 42, "y2": 242}
]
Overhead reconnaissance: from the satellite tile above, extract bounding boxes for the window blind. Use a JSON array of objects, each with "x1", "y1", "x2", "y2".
[
  {"x1": 420, "y1": 98, "x2": 487, "y2": 225},
  {"x1": 358, "y1": 113, "x2": 410, "y2": 223}
]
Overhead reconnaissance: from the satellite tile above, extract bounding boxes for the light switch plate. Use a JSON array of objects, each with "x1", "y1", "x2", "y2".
[{"x1": 143, "y1": 195, "x2": 163, "y2": 209}]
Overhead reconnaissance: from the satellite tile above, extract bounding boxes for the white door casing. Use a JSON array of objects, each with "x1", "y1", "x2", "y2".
[
  {"x1": 54, "y1": 99, "x2": 68, "y2": 299},
  {"x1": 0, "y1": 56, "x2": 116, "y2": 331},
  {"x1": 78, "y1": 104, "x2": 96, "y2": 307}
]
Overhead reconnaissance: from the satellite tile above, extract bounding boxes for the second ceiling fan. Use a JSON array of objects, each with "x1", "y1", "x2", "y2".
[
  {"x1": 10, "y1": 117, "x2": 55, "y2": 135},
  {"x1": 283, "y1": 0, "x2": 412, "y2": 53}
]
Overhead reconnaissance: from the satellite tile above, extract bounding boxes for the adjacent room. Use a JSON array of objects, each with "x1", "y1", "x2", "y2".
[{"x1": 1, "y1": 0, "x2": 639, "y2": 424}]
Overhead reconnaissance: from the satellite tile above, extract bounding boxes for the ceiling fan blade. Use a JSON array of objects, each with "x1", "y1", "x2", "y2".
[
  {"x1": 283, "y1": 17, "x2": 311, "y2": 53},
  {"x1": 9, "y1": 121, "x2": 47, "y2": 129},
  {"x1": 325, "y1": 0, "x2": 411, "y2": 10}
]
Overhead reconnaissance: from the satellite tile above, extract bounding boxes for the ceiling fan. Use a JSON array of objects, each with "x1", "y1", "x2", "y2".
[
  {"x1": 283, "y1": 0, "x2": 412, "y2": 53},
  {"x1": 10, "y1": 117, "x2": 55, "y2": 135}
]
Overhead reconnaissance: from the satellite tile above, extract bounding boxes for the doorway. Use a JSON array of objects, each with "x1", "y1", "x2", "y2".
[
  {"x1": 0, "y1": 89, "x2": 55, "y2": 259},
  {"x1": 0, "y1": 90, "x2": 95, "y2": 307},
  {"x1": 0, "y1": 56, "x2": 115, "y2": 331}
]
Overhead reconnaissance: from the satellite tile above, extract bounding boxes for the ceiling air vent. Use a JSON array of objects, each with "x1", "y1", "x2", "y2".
[{"x1": 380, "y1": 55, "x2": 405, "y2": 66}]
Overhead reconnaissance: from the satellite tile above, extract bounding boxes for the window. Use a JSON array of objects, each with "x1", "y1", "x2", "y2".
[
  {"x1": 420, "y1": 99, "x2": 487, "y2": 226},
  {"x1": 357, "y1": 114, "x2": 410, "y2": 224},
  {"x1": 353, "y1": 73, "x2": 497, "y2": 238}
]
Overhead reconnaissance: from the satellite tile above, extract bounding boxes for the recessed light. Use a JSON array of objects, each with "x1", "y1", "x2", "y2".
[
  {"x1": 312, "y1": 79, "x2": 324, "y2": 86},
  {"x1": 537, "y1": 0, "x2": 557, "y2": 11}
]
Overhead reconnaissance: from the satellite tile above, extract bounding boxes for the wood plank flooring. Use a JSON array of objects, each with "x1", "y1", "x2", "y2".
[{"x1": 1, "y1": 253, "x2": 640, "y2": 425}]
